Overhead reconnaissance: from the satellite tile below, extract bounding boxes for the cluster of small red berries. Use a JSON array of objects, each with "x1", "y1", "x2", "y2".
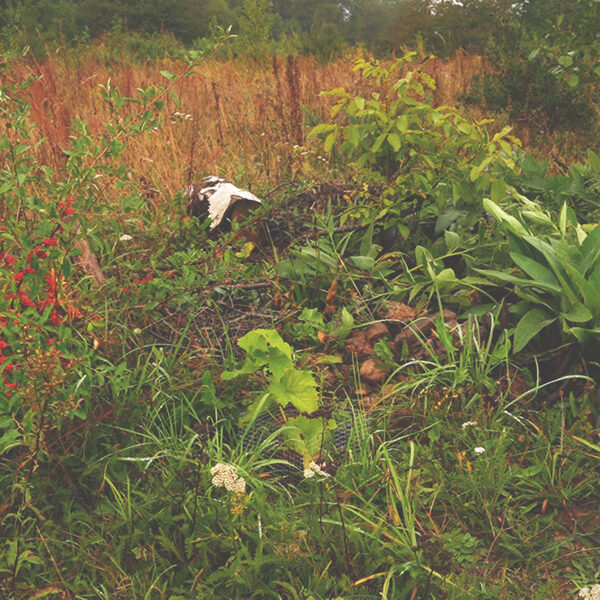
[{"x1": 0, "y1": 198, "x2": 76, "y2": 396}]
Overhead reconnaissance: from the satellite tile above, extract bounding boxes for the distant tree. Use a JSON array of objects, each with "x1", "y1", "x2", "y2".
[
  {"x1": 385, "y1": 0, "x2": 521, "y2": 56},
  {"x1": 343, "y1": 0, "x2": 399, "y2": 51}
]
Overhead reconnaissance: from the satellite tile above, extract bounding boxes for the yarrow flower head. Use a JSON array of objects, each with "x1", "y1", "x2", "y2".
[
  {"x1": 461, "y1": 421, "x2": 478, "y2": 429},
  {"x1": 579, "y1": 584, "x2": 600, "y2": 600},
  {"x1": 210, "y1": 463, "x2": 246, "y2": 494},
  {"x1": 303, "y1": 461, "x2": 331, "y2": 479},
  {"x1": 474, "y1": 447, "x2": 486, "y2": 454}
]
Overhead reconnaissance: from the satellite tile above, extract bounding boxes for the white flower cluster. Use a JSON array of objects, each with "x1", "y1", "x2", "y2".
[
  {"x1": 579, "y1": 585, "x2": 600, "y2": 600},
  {"x1": 210, "y1": 463, "x2": 246, "y2": 494},
  {"x1": 461, "y1": 421, "x2": 478, "y2": 429},
  {"x1": 474, "y1": 447, "x2": 486, "y2": 454},
  {"x1": 303, "y1": 461, "x2": 331, "y2": 479}
]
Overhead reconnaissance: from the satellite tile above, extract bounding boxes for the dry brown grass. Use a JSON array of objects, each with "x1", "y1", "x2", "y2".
[{"x1": 2, "y1": 50, "x2": 491, "y2": 208}]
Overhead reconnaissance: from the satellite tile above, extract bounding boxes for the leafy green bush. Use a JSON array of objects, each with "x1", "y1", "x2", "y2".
[
  {"x1": 309, "y1": 53, "x2": 519, "y2": 241},
  {"x1": 222, "y1": 328, "x2": 337, "y2": 467}
]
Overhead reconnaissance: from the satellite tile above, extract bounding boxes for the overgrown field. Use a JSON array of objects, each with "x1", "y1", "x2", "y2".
[{"x1": 1, "y1": 41, "x2": 600, "y2": 600}]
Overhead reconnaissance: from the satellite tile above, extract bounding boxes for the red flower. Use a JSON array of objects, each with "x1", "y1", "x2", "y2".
[
  {"x1": 13, "y1": 272, "x2": 24, "y2": 283},
  {"x1": 18, "y1": 293, "x2": 36, "y2": 308},
  {"x1": 5, "y1": 255, "x2": 16, "y2": 266},
  {"x1": 41, "y1": 237, "x2": 58, "y2": 247},
  {"x1": 34, "y1": 246, "x2": 48, "y2": 259},
  {"x1": 49, "y1": 309, "x2": 63, "y2": 326}
]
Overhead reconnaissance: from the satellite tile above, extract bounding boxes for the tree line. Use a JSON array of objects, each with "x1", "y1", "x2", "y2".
[
  {"x1": 0, "y1": 0, "x2": 595, "y2": 60},
  {"x1": 1, "y1": 0, "x2": 597, "y2": 134}
]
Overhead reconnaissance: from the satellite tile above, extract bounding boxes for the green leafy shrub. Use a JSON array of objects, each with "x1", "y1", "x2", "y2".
[
  {"x1": 222, "y1": 328, "x2": 336, "y2": 467},
  {"x1": 309, "y1": 53, "x2": 519, "y2": 240}
]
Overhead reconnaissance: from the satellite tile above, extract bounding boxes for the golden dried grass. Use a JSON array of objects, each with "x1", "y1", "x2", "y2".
[{"x1": 3, "y1": 51, "x2": 490, "y2": 207}]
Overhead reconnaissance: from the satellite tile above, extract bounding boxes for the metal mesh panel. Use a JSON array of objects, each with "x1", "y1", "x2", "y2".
[{"x1": 238, "y1": 406, "x2": 369, "y2": 472}]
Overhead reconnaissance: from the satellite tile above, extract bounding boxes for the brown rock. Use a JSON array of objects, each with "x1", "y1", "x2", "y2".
[
  {"x1": 360, "y1": 358, "x2": 390, "y2": 384},
  {"x1": 382, "y1": 301, "x2": 418, "y2": 324},
  {"x1": 346, "y1": 330, "x2": 373, "y2": 359},
  {"x1": 365, "y1": 322, "x2": 390, "y2": 344},
  {"x1": 411, "y1": 315, "x2": 436, "y2": 337}
]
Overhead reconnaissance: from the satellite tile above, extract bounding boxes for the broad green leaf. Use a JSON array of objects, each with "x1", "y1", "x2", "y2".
[
  {"x1": 566, "y1": 73, "x2": 579, "y2": 87},
  {"x1": 160, "y1": 69, "x2": 177, "y2": 81},
  {"x1": 282, "y1": 416, "x2": 336, "y2": 461},
  {"x1": 587, "y1": 150, "x2": 600, "y2": 172},
  {"x1": 434, "y1": 268, "x2": 457, "y2": 283},
  {"x1": 300, "y1": 307, "x2": 325, "y2": 328},
  {"x1": 347, "y1": 125, "x2": 362, "y2": 147},
  {"x1": 474, "y1": 267, "x2": 562, "y2": 292},
  {"x1": 580, "y1": 223, "x2": 600, "y2": 267},
  {"x1": 561, "y1": 302, "x2": 593, "y2": 323},
  {"x1": 490, "y1": 180, "x2": 506, "y2": 204},
  {"x1": 509, "y1": 252, "x2": 560, "y2": 288},
  {"x1": 387, "y1": 132, "x2": 402, "y2": 152},
  {"x1": 562, "y1": 263, "x2": 600, "y2": 315},
  {"x1": 483, "y1": 199, "x2": 528, "y2": 237},
  {"x1": 308, "y1": 123, "x2": 336, "y2": 138},
  {"x1": 222, "y1": 329, "x2": 294, "y2": 380},
  {"x1": 395, "y1": 114, "x2": 409, "y2": 131},
  {"x1": 371, "y1": 133, "x2": 387, "y2": 153},
  {"x1": 558, "y1": 55, "x2": 573, "y2": 68},
  {"x1": 300, "y1": 246, "x2": 337, "y2": 267},
  {"x1": 331, "y1": 308, "x2": 355, "y2": 340},
  {"x1": 324, "y1": 131, "x2": 338, "y2": 153},
  {"x1": 521, "y1": 209, "x2": 553, "y2": 227},
  {"x1": 522, "y1": 236, "x2": 579, "y2": 304},
  {"x1": 444, "y1": 230, "x2": 461, "y2": 252},
  {"x1": 238, "y1": 329, "x2": 293, "y2": 360},
  {"x1": 514, "y1": 309, "x2": 556, "y2": 352},
  {"x1": 269, "y1": 368, "x2": 319, "y2": 413},
  {"x1": 494, "y1": 125, "x2": 513, "y2": 140},
  {"x1": 350, "y1": 255, "x2": 375, "y2": 271},
  {"x1": 569, "y1": 326, "x2": 600, "y2": 344}
]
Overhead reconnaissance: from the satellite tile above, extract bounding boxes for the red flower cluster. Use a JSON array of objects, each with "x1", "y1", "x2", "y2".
[
  {"x1": 0, "y1": 199, "x2": 79, "y2": 395},
  {"x1": 58, "y1": 197, "x2": 75, "y2": 222}
]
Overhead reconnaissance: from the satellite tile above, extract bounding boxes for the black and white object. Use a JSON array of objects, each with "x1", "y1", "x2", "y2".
[{"x1": 185, "y1": 176, "x2": 262, "y2": 230}]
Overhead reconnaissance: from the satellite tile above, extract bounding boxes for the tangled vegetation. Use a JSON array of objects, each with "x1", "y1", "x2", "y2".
[{"x1": 1, "y1": 24, "x2": 600, "y2": 600}]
